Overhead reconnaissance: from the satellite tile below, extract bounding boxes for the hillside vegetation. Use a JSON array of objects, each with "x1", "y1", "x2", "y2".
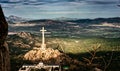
[{"x1": 7, "y1": 32, "x2": 120, "y2": 71}]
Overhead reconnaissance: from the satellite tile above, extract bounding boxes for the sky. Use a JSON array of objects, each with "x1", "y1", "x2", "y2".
[{"x1": 0, "y1": 0, "x2": 120, "y2": 19}]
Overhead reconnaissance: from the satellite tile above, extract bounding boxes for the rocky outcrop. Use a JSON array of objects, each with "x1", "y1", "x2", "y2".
[
  {"x1": 17, "y1": 32, "x2": 32, "y2": 39},
  {"x1": 0, "y1": 5, "x2": 10, "y2": 71},
  {"x1": 24, "y1": 47, "x2": 87, "y2": 71},
  {"x1": 24, "y1": 48, "x2": 61, "y2": 61}
]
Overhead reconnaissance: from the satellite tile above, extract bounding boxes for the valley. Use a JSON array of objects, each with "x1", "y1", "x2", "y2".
[{"x1": 6, "y1": 16, "x2": 120, "y2": 71}]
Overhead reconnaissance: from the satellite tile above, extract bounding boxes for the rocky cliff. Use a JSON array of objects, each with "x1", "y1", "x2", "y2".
[{"x1": 0, "y1": 5, "x2": 10, "y2": 71}]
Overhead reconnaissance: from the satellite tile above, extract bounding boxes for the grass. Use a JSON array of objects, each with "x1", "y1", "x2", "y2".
[{"x1": 46, "y1": 37, "x2": 120, "y2": 53}]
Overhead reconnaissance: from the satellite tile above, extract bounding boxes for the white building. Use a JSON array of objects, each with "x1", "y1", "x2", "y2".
[{"x1": 18, "y1": 62, "x2": 61, "y2": 71}]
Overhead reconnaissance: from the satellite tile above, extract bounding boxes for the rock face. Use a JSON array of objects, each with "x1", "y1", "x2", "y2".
[{"x1": 0, "y1": 5, "x2": 10, "y2": 71}]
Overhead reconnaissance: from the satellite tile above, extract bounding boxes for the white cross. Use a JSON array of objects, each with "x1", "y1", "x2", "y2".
[{"x1": 40, "y1": 27, "x2": 46, "y2": 49}]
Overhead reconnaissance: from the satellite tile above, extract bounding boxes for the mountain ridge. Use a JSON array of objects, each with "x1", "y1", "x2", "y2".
[
  {"x1": 6, "y1": 15, "x2": 120, "y2": 24},
  {"x1": 6, "y1": 15, "x2": 29, "y2": 23},
  {"x1": 23, "y1": 17, "x2": 120, "y2": 25}
]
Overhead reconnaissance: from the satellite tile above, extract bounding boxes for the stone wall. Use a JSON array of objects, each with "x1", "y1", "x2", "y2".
[{"x1": 0, "y1": 5, "x2": 10, "y2": 71}]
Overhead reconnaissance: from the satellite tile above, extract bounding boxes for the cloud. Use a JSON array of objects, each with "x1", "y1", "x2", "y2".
[
  {"x1": 1, "y1": 0, "x2": 120, "y2": 19},
  {"x1": 34, "y1": 11, "x2": 106, "y2": 15},
  {"x1": 0, "y1": 0, "x2": 22, "y2": 3},
  {"x1": 0, "y1": 0, "x2": 118, "y2": 7},
  {"x1": 22, "y1": 2, "x2": 46, "y2": 5},
  {"x1": 86, "y1": 1, "x2": 117, "y2": 5}
]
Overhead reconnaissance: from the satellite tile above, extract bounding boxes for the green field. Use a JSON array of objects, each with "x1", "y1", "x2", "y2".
[
  {"x1": 47, "y1": 37, "x2": 120, "y2": 71},
  {"x1": 46, "y1": 36, "x2": 120, "y2": 53}
]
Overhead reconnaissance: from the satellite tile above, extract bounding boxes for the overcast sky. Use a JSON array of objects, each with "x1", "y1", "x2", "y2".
[{"x1": 0, "y1": 0, "x2": 120, "y2": 19}]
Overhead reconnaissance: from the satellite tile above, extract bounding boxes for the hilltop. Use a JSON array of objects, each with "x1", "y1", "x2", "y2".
[{"x1": 6, "y1": 15, "x2": 29, "y2": 24}]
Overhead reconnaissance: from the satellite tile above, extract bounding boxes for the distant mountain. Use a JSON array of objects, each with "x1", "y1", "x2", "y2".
[
  {"x1": 20, "y1": 17, "x2": 120, "y2": 32},
  {"x1": 6, "y1": 15, "x2": 29, "y2": 24},
  {"x1": 53, "y1": 17, "x2": 78, "y2": 21},
  {"x1": 67, "y1": 17, "x2": 120, "y2": 24},
  {"x1": 26, "y1": 17, "x2": 120, "y2": 28},
  {"x1": 8, "y1": 17, "x2": 120, "y2": 38}
]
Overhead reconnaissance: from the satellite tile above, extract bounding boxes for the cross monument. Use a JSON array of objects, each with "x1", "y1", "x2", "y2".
[{"x1": 40, "y1": 27, "x2": 46, "y2": 49}]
